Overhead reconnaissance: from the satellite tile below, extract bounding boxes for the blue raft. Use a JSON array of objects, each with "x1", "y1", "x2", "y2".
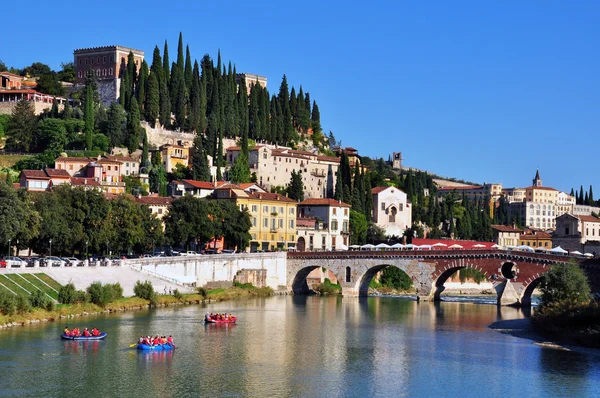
[
  {"x1": 136, "y1": 343, "x2": 175, "y2": 351},
  {"x1": 61, "y1": 332, "x2": 107, "y2": 341}
]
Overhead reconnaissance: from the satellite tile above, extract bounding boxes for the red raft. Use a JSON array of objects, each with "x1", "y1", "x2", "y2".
[{"x1": 205, "y1": 316, "x2": 237, "y2": 324}]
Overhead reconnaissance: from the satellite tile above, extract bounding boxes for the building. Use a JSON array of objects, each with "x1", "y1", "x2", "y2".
[
  {"x1": 213, "y1": 187, "x2": 297, "y2": 252},
  {"x1": 225, "y1": 144, "x2": 339, "y2": 199},
  {"x1": 519, "y1": 229, "x2": 552, "y2": 249},
  {"x1": 502, "y1": 187, "x2": 526, "y2": 203},
  {"x1": 371, "y1": 186, "x2": 412, "y2": 237},
  {"x1": 391, "y1": 152, "x2": 403, "y2": 170},
  {"x1": 159, "y1": 144, "x2": 189, "y2": 173},
  {"x1": 296, "y1": 198, "x2": 351, "y2": 251},
  {"x1": 557, "y1": 191, "x2": 575, "y2": 215},
  {"x1": 553, "y1": 213, "x2": 600, "y2": 253},
  {"x1": 19, "y1": 168, "x2": 75, "y2": 191},
  {"x1": 134, "y1": 195, "x2": 173, "y2": 221},
  {"x1": 573, "y1": 204, "x2": 600, "y2": 216},
  {"x1": 73, "y1": 45, "x2": 145, "y2": 105},
  {"x1": 0, "y1": 71, "x2": 67, "y2": 115},
  {"x1": 236, "y1": 73, "x2": 267, "y2": 94},
  {"x1": 55, "y1": 157, "x2": 93, "y2": 176},
  {"x1": 491, "y1": 225, "x2": 523, "y2": 248},
  {"x1": 168, "y1": 179, "x2": 216, "y2": 198},
  {"x1": 507, "y1": 171, "x2": 559, "y2": 230},
  {"x1": 107, "y1": 155, "x2": 139, "y2": 176}
]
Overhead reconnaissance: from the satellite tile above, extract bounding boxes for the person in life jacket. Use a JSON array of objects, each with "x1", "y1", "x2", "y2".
[
  {"x1": 83, "y1": 328, "x2": 91, "y2": 337},
  {"x1": 167, "y1": 336, "x2": 174, "y2": 346},
  {"x1": 64, "y1": 327, "x2": 70, "y2": 335}
]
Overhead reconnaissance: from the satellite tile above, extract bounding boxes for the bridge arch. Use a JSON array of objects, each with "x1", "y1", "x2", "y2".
[
  {"x1": 519, "y1": 275, "x2": 544, "y2": 306},
  {"x1": 357, "y1": 264, "x2": 416, "y2": 297},
  {"x1": 431, "y1": 262, "x2": 492, "y2": 301},
  {"x1": 291, "y1": 265, "x2": 341, "y2": 295}
]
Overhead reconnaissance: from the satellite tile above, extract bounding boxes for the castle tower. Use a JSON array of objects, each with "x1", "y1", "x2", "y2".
[{"x1": 533, "y1": 169, "x2": 542, "y2": 187}]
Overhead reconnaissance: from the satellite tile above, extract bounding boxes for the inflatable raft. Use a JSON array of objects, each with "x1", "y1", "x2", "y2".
[
  {"x1": 61, "y1": 332, "x2": 107, "y2": 340},
  {"x1": 136, "y1": 343, "x2": 175, "y2": 351},
  {"x1": 205, "y1": 317, "x2": 237, "y2": 324}
]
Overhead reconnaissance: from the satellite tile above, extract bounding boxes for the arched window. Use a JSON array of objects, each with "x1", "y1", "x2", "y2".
[
  {"x1": 389, "y1": 206, "x2": 397, "y2": 223},
  {"x1": 109, "y1": 68, "x2": 113, "y2": 75},
  {"x1": 345, "y1": 266, "x2": 351, "y2": 283},
  {"x1": 536, "y1": 205, "x2": 540, "y2": 215}
]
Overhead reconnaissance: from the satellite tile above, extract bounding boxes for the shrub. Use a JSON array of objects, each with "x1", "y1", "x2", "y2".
[
  {"x1": 87, "y1": 282, "x2": 105, "y2": 306},
  {"x1": 45, "y1": 300, "x2": 55, "y2": 312},
  {"x1": 58, "y1": 283, "x2": 77, "y2": 304},
  {"x1": 539, "y1": 261, "x2": 591, "y2": 309},
  {"x1": 315, "y1": 278, "x2": 341, "y2": 295},
  {"x1": 15, "y1": 295, "x2": 31, "y2": 314},
  {"x1": 173, "y1": 289, "x2": 183, "y2": 301},
  {"x1": 380, "y1": 267, "x2": 413, "y2": 291},
  {"x1": 134, "y1": 280, "x2": 155, "y2": 301},
  {"x1": 29, "y1": 290, "x2": 49, "y2": 309},
  {"x1": 0, "y1": 291, "x2": 16, "y2": 315},
  {"x1": 233, "y1": 281, "x2": 254, "y2": 289},
  {"x1": 196, "y1": 287, "x2": 207, "y2": 298}
]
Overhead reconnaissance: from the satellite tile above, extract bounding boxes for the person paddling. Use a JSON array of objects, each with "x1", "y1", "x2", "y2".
[
  {"x1": 64, "y1": 326, "x2": 70, "y2": 335},
  {"x1": 167, "y1": 335, "x2": 174, "y2": 347}
]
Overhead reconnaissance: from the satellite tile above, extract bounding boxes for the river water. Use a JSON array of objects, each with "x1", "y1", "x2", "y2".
[{"x1": 0, "y1": 296, "x2": 599, "y2": 397}]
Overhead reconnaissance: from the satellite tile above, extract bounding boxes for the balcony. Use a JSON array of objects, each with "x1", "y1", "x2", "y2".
[
  {"x1": 270, "y1": 227, "x2": 278, "y2": 233},
  {"x1": 310, "y1": 170, "x2": 326, "y2": 178},
  {"x1": 102, "y1": 181, "x2": 126, "y2": 187},
  {"x1": 171, "y1": 153, "x2": 188, "y2": 160}
]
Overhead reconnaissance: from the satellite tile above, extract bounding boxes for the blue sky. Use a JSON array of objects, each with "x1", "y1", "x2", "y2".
[{"x1": 2, "y1": 1, "x2": 599, "y2": 193}]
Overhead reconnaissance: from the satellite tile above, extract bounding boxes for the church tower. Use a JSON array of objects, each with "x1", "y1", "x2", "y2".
[{"x1": 533, "y1": 169, "x2": 542, "y2": 187}]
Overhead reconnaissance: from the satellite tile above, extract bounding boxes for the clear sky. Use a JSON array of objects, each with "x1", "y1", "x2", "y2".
[{"x1": 2, "y1": 1, "x2": 599, "y2": 193}]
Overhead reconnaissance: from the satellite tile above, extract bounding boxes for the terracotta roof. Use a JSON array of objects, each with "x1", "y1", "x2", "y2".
[
  {"x1": 296, "y1": 217, "x2": 317, "y2": 228},
  {"x1": 299, "y1": 198, "x2": 351, "y2": 207},
  {"x1": 372, "y1": 186, "x2": 391, "y2": 194},
  {"x1": 248, "y1": 192, "x2": 296, "y2": 203},
  {"x1": 107, "y1": 155, "x2": 138, "y2": 163},
  {"x1": 70, "y1": 177, "x2": 101, "y2": 187},
  {"x1": 55, "y1": 157, "x2": 93, "y2": 163},
  {"x1": 21, "y1": 170, "x2": 51, "y2": 180},
  {"x1": 520, "y1": 231, "x2": 552, "y2": 239},
  {"x1": 491, "y1": 225, "x2": 523, "y2": 233},
  {"x1": 98, "y1": 158, "x2": 122, "y2": 165},
  {"x1": 135, "y1": 196, "x2": 173, "y2": 206},
  {"x1": 0, "y1": 89, "x2": 38, "y2": 94},
  {"x1": 579, "y1": 215, "x2": 600, "y2": 223},
  {"x1": 226, "y1": 145, "x2": 264, "y2": 151},
  {"x1": 45, "y1": 168, "x2": 71, "y2": 178},
  {"x1": 316, "y1": 155, "x2": 340, "y2": 163},
  {"x1": 0, "y1": 71, "x2": 23, "y2": 78},
  {"x1": 181, "y1": 179, "x2": 215, "y2": 189}
]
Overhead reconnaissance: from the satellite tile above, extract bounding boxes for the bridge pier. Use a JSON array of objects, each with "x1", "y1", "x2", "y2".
[{"x1": 495, "y1": 280, "x2": 521, "y2": 307}]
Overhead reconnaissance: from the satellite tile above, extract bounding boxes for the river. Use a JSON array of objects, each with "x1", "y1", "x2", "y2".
[{"x1": 0, "y1": 296, "x2": 599, "y2": 397}]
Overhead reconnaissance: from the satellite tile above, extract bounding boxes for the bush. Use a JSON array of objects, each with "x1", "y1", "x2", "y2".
[
  {"x1": 196, "y1": 287, "x2": 207, "y2": 299},
  {"x1": 539, "y1": 261, "x2": 591, "y2": 309},
  {"x1": 0, "y1": 291, "x2": 16, "y2": 315},
  {"x1": 45, "y1": 300, "x2": 55, "y2": 312},
  {"x1": 173, "y1": 289, "x2": 183, "y2": 301},
  {"x1": 86, "y1": 282, "x2": 123, "y2": 307},
  {"x1": 233, "y1": 281, "x2": 254, "y2": 289},
  {"x1": 29, "y1": 290, "x2": 49, "y2": 309},
  {"x1": 315, "y1": 278, "x2": 341, "y2": 295},
  {"x1": 380, "y1": 267, "x2": 413, "y2": 291},
  {"x1": 58, "y1": 283, "x2": 77, "y2": 304},
  {"x1": 134, "y1": 280, "x2": 156, "y2": 301},
  {"x1": 15, "y1": 295, "x2": 30, "y2": 314}
]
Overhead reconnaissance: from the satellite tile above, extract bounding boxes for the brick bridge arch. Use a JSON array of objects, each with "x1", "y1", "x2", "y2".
[{"x1": 286, "y1": 250, "x2": 590, "y2": 306}]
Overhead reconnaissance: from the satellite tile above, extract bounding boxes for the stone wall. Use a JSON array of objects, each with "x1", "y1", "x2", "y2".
[
  {"x1": 235, "y1": 269, "x2": 268, "y2": 287},
  {"x1": 142, "y1": 121, "x2": 196, "y2": 148},
  {"x1": 0, "y1": 101, "x2": 62, "y2": 116}
]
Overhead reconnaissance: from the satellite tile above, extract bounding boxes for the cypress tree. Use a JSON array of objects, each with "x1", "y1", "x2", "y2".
[
  {"x1": 216, "y1": 130, "x2": 224, "y2": 181},
  {"x1": 303, "y1": 92, "x2": 311, "y2": 132},
  {"x1": 334, "y1": 169, "x2": 344, "y2": 201},
  {"x1": 150, "y1": 46, "x2": 163, "y2": 84},
  {"x1": 188, "y1": 60, "x2": 201, "y2": 132},
  {"x1": 278, "y1": 75, "x2": 293, "y2": 144},
  {"x1": 585, "y1": 191, "x2": 589, "y2": 206},
  {"x1": 311, "y1": 101, "x2": 322, "y2": 135},
  {"x1": 287, "y1": 170, "x2": 304, "y2": 202},
  {"x1": 198, "y1": 74, "x2": 207, "y2": 133},
  {"x1": 192, "y1": 133, "x2": 210, "y2": 181},
  {"x1": 126, "y1": 97, "x2": 141, "y2": 154},
  {"x1": 237, "y1": 75, "x2": 249, "y2": 143},
  {"x1": 145, "y1": 72, "x2": 159, "y2": 126},
  {"x1": 50, "y1": 97, "x2": 59, "y2": 118},
  {"x1": 176, "y1": 32, "x2": 184, "y2": 73},
  {"x1": 570, "y1": 188, "x2": 575, "y2": 197},
  {"x1": 163, "y1": 41, "x2": 170, "y2": 90},
  {"x1": 296, "y1": 86, "x2": 306, "y2": 131},
  {"x1": 363, "y1": 173, "x2": 373, "y2": 219},
  {"x1": 158, "y1": 74, "x2": 171, "y2": 128},
  {"x1": 184, "y1": 45, "x2": 193, "y2": 95},
  {"x1": 289, "y1": 86, "x2": 297, "y2": 124},
  {"x1": 83, "y1": 74, "x2": 95, "y2": 150},
  {"x1": 106, "y1": 102, "x2": 125, "y2": 148},
  {"x1": 580, "y1": 186, "x2": 584, "y2": 205},
  {"x1": 61, "y1": 98, "x2": 72, "y2": 119},
  {"x1": 590, "y1": 185, "x2": 594, "y2": 205},
  {"x1": 141, "y1": 130, "x2": 149, "y2": 168},
  {"x1": 137, "y1": 60, "x2": 149, "y2": 118},
  {"x1": 119, "y1": 65, "x2": 129, "y2": 107}
]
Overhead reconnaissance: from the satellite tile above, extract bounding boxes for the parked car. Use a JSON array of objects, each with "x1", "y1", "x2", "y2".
[
  {"x1": 0, "y1": 258, "x2": 6, "y2": 268},
  {"x1": 221, "y1": 250, "x2": 236, "y2": 254},
  {"x1": 6, "y1": 256, "x2": 26, "y2": 267},
  {"x1": 64, "y1": 257, "x2": 80, "y2": 267},
  {"x1": 181, "y1": 251, "x2": 199, "y2": 256},
  {"x1": 26, "y1": 256, "x2": 39, "y2": 267},
  {"x1": 45, "y1": 256, "x2": 65, "y2": 267}
]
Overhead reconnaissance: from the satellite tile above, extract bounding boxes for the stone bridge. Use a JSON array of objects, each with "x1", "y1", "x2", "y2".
[{"x1": 287, "y1": 250, "x2": 600, "y2": 306}]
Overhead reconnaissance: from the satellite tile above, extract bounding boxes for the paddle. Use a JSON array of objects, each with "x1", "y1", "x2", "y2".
[{"x1": 129, "y1": 343, "x2": 137, "y2": 348}]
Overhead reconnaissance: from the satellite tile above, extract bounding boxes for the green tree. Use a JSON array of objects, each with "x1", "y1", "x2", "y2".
[
  {"x1": 287, "y1": 170, "x2": 304, "y2": 202},
  {"x1": 539, "y1": 261, "x2": 591, "y2": 308},
  {"x1": 5, "y1": 100, "x2": 37, "y2": 151},
  {"x1": 191, "y1": 133, "x2": 211, "y2": 181},
  {"x1": 36, "y1": 72, "x2": 65, "y2": 96},
  {"x1": 126, "y1": 97, "x2": 141, "y2": 153},
  {"x1": 105, "y1": 102, "x2": 126, "y2": 148},
  {"x1": 145, "y1": 71, "x2": 160, "y2": 126},
  {"x1": 311, "y1": 100, "x2": 322, "y2": 135},
  {"x1": 379, "y1": 267, "x2": 413, "y2": 290},
  {"x1": 58, "y1": 61, "x2": 76, "y2": 83},
  {"x1": 149, "y1": 152, "x2": 167, "y2": 195},
  {"x1": 34, "y1": 118, "x2": 67, "y2": 153},
  {"x1": 164, "y1": 196, "x2": 216, "y2": 248},
  {"x1": 82, "y1": 73, "x2": 97, "y2": 150},
  {"x1": 228, "y1": 152, "x2": 251, "y2": 184},
  {"x1": 349, "y1": 210, "x2": 368, "y2": 245}
]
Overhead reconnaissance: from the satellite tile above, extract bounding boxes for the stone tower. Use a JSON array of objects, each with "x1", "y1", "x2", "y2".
[{"x1": 533, "y1": 169, "x2": 542, "y2": 187}]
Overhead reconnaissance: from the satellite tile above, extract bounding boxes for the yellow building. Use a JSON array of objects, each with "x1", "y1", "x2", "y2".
[
  {"x1": 213, "y1": 186, "x2": 297, "y2": 252},
  {"x1": 519, "y1": 229, "x2": 552, "y2": 249},
  {"x1": 159, "y1": 144, "x2": 189, "y2": 173}
]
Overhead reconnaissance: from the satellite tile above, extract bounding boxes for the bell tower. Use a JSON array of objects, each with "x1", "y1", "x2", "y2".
[{"x1": 533, "y1": 169, "x2": 542, "y2": 187}]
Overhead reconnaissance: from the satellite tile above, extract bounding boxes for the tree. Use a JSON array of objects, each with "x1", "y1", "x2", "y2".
[
  {"x1": 58, "y1": 61, "x2": 76, "y2": 82},
  {"x1": 36, "y1": 72, "x2": 65, "y2": 96},
  {"x1": 0, "y1": 184, "x2": 39, "y2": 253},
  {"x1": 590, "y1": 185, "x2": 594, "y2": 205},
  {"x1": 105, "y1": 103, "x2": 126, "y2": 148},
  {"x1": 82, "y1": 73, "x2": 97, "y2": 150},
  {"x1": 149, "y1": 152, "x2": 167, "y2": 195},
  {"x1": 34, "y1": 118, "x2": 67, "y2": 153},
  {"x1": 379, "y1": 267, "x2": 412, "y2": 290},
  {"x1": 215, "y1": 200, "x2": 252, "y2": 250},
  {"x1": 191, "y1": 133, "x2": 210, "y2": 181},
  {"x1": 228, "y1": 152, "x2": 251, "y2": 184},
  {"x1": 287, "y1": 170, "x2": 304, "y2": 202},
  {"x1": 164, "y1": 196, "x2": 216, "y2": 248},
  {"x1": 126, "y1": 97, "x2": 141, "y2": 153},
  {"x1": 349, "y1": 210, "x2": 368, "y2": 245},
  {"x1": 310, "y1": 101, "x2": 322, "y2": 135},
  {"x1": 145, "y1": 64, "x2": 160, "y2": 127},
  {"x1": 539, "y1": 261, "x2": 591, "y2": 308},
  {"x1": 5, "y1": 100, "x2": 37, "y2": 151}
]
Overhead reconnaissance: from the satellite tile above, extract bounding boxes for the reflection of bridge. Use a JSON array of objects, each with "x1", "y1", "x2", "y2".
[{"x1": 287, "y1": 250, "x2": 600, "y2": 306}]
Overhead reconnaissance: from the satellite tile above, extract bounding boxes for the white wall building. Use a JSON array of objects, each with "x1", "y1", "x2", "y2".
[
  {"x1": 553, "y1": 214, "x2": 600, "y2": 253},
  {"x1": 371, "y1": 186, "x2": 412, "y2": 237},
  {"x1": 296, "y1": 199, "x2": 351, "y2": 251}
]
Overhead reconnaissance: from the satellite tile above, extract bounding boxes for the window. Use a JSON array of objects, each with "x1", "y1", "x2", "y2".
[
  {"x1": 109, "y1": 68, "x2": 113, "y2": 75},
  {"x1": 381, "y1": 202, "x2": 386, "y2": 210},
  {"x1": 253, "y1": 217, "x2": 257, "y2": 227},
  {"x1": 344, "y1": 208, "x2": 348, "y2": 216},
  {"x1": 289, "y1": 208, "x2": 295, "y2": 215},
  {"x1": 97, "y1": 57, "x2": 101, "y2": 64},
  {"x1": 322, "y1": 236, "x2": 326, "y2": 249},
  {"x1": 85, "y1": 58, "x2": 88, "y2": 65},
  {"x1": 271, "y1": 206, "x2": 276, "y2": 214},
  {"x1": 271, "y1": 219, "x2": 276, "y2": 230},
  {"x1": 346, "y1": 266, "x2": 351, "y2": 283},
  {"x1": 399, "y1": 203, "x2": 403, "y2": 211},
  {"x1": 289, "y1": 220, "x2": 294, "y2": 229},
  {"x1": 343, "y1": 221, "x2": 348, "y2": 232},
  {"x1": 279, "y1": 207, "x2": 284, "y2": 214},
  {"x1": 333, "y1": 208, "x2": 337, "y2": 215},
  {"x1": 331, "y1": 221, "x2": 338, "y2": 231},
  {"x1": 158, "y1": 208, "x2": 163, "y2": 214},
  {"x1": 69, "y1": 164, "x2": 73, "y2": 170},
  {"x1": 279, "y1": 219, "x2": 284, "y2": 228},
  {"x1": 389, "y1": 207, "x2": 397, "y2": 223},
  {"x1": 263, "y1": 218, "x2": 268, "y2": 227},
  {"x1": 252, "y1": 205, "x2": 257, "y2": 212}
]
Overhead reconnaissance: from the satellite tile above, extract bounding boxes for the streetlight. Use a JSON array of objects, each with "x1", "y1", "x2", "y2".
[
  {"x1": 49, "y1": 239, "x2": 52, "y2": 257},
  {"x1": 7, "y1": 238, "x2": 11, "y2": 257},
  {"x1": 85, "y1": 240, "x2": 89, "y2": 260}
]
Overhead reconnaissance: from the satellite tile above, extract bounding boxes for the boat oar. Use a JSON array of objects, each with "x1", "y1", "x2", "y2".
[{"x1": 129, "y1": 343, "x2": 137, "y2": 348}]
